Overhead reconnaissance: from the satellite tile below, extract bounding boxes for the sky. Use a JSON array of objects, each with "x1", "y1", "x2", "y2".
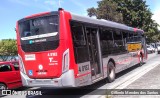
[{"x1": 0, "y1": 0, "x2": 160, "y2": 39}]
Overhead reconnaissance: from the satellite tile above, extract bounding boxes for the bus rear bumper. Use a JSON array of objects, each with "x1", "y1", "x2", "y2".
[{"x1": 20, "y1": 70, "x2": 76, "y2": 88}]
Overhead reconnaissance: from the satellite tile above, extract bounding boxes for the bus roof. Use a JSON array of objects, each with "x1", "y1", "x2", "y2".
[
  {"x1": 17, "y1": 9, "x2": 144, "y2": 34},
  {"x1": 70, "y1": 13, "x2": 144, "y2": 34}
]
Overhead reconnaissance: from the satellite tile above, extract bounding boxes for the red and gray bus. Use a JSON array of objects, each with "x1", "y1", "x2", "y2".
[{"x1": 16, "y1": 8, "x2": 147, "y2": 87}]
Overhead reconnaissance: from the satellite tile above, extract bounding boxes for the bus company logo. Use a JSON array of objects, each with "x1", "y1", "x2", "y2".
[
  {"x1": 34, "y1": 39, "x2": 46, "y2": 43},
  {"x1": 29, "y1": 39, "x2": 46, "y2": 44},
  {"x1": 38, "y1": 65, "x2": 43, "y2": 70},
  {"x1": 29, "y1": 40, "x2": 34, "y2": 44}
]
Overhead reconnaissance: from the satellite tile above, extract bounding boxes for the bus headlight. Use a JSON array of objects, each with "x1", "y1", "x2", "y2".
[
  {"x1": 62, "y1": 49, "x2": 69, "y2": 73},
  {"x1": 18, "y1": 54, "x2": 26, "y2": 74}
]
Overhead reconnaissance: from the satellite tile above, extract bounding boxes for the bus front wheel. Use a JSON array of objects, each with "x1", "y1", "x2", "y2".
[
  {"x1": 107, "y1": 61, "x2": 115, "y2": 83},
  {"x1": 139, "y1": 54, "x2": 143, "y2": 66}
]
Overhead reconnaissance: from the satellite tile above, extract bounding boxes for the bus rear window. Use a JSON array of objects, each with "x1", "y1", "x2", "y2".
[
  {"x1": 19, "y1": 15, "x2": 59, "y2": 38},
  {"x1": 18, "y1": 14, "x2": 59, "y2": 52}
]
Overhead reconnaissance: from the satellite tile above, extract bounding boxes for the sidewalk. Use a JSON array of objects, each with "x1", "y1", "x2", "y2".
[
  {"x1": 112, "y1": 64, "x2": 160, "y2": 98},
  {"x1": 126, "y1": 64, "x2": 160, "y2": 89}
]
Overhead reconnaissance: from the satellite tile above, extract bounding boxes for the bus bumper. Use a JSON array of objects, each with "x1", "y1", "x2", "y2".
[{"x1": 20, "y1": 70, "x2": 76, "y2": 87}]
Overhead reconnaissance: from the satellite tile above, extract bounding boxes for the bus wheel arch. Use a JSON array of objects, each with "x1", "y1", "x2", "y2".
[
  {"x1": 107, "y1": 59, "x2": 116, "y2": 83},
  {"x1": 0, "y1": 82, "x2": 7, "y2": 90}
]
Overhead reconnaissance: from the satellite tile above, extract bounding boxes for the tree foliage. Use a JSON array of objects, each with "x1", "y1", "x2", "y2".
[
  {"x1": 87, "y1": 0, "x2": 160, "y2": 43},
  {"x1": 0, "y1": 39, "x2": 17, "y2": 61},
  {"x1": 114, "y1": 0, "x2": 159, "y2": 42},
  {"x1": 87, "y1": 0, "x2": 123, "y2": 23}
]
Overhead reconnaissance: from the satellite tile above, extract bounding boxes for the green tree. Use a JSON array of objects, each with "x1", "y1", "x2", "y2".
[
  {"x1": 114, "y1": 0, "x2": 160, "y2": 42},
  {"x1": 114, "y1": 0, "x2": 148, "y2": 27},
  {"x1": 0, "y1": 39, "x2": 17, "y2": 61},
  {"x1": 87, "y1": 0, "x2": 160, "y2": 42},
  {"x1": 87, "y1": 0, "x2": 123, "y2": 23},
  {"x1": 112, "y1": 0, "x2": 147, "y2": 27}
]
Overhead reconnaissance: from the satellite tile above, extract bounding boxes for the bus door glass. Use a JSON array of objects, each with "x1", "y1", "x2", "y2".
[
  {"x1": 86, "y1": 27, "x2": 102, "y2": 79},
  {"x1": 142, "y1": 35, "x2": 147, "y2": 59}
]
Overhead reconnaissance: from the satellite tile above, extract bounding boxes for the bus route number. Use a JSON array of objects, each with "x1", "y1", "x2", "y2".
[{"x1": 79, "y1": 65, "x2": 89, "y2": 72}]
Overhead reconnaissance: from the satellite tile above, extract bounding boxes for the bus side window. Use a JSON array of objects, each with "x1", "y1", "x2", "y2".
[
  {"x1": 100, "y1": 28, "x2": 114, "y2": 57},
  {"x1": 70, "y1": 22, "x2": 89, "y2": 64},
  {"x1": 71, "y1": 23, "x2": 86, "y2": 47},
  {"x1": 112, "y1": 30, "x2": 123, "y2": 53}
]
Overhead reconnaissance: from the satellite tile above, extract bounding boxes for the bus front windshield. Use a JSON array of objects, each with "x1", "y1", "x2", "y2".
[{"x1": 126, "y1": 36, "x2": 142, "y2": 43}]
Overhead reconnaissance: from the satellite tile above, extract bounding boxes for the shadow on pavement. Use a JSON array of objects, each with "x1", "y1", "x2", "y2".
[{"x1": 25, "y1": 64, "x2": 142, "y2": 98}]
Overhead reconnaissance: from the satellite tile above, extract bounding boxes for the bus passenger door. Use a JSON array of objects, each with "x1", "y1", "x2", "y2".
[
  {"x1": 85, "y1": 27, "x2": 103, "y2": 80},
  {"x1": 142, "y1": 36, "x2": 147, "y2": 60}
]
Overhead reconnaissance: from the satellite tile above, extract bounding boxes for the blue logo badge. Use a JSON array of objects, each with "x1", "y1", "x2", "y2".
[
  {"x1": 28, "y1": 70, "x2": 33, "y2": 76},
  {"x1": 29, "y1": 40, "x2": 33, "y2": 44}
]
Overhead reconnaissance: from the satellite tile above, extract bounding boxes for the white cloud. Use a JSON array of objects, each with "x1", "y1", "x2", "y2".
[
  {"x1": 44, "y1": 0, "x2": 57, "y2": 6},
  {"x1": 152, "y1": 9, "x2": 160, "y2": 30}
]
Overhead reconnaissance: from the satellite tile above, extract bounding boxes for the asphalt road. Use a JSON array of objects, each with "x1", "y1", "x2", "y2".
[{"x1": 2, "y1": 53, "x2": 160, "y2": 98}]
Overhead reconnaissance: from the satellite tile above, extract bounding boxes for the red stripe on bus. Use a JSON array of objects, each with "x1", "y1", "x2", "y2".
[
  {"x1": 116, "y1": 57, "x2": 133, "y2": 65},
  {"x1": 75, "y1": 72, "x2": 91, "y2": 78}
]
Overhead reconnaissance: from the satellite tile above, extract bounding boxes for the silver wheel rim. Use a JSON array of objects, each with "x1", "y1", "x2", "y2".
[
  {"x1": 109, "y1": 69, "x2": 114, "y2": 78},
  {"x1": 109, "y1": 65, "x2": 115, "y2": 79},
  {"x1": 140, "y1": 56, "x2": 143, "y2": 63},
  {"x1": 0, "y1": 86, "x2": 6, "y2": 90},
  {"x1": 140, "y1": 56, "x2": 142, "y2": 62}
]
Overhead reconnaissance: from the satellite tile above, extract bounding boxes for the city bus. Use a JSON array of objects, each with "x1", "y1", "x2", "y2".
[{"x1": 16, "y1": 8, "x2": 147, "y2": 87}]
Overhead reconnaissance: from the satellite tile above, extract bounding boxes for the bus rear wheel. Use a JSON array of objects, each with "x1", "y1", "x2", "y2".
[{"x1": 107, "y1": 61, "x2": 115, "y2": 83}]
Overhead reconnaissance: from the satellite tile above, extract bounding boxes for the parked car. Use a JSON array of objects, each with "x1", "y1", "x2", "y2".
[
  {"x1": 150, "y1": 45, "x2": 155, "y2": 53},
  {"x1": 0, "y1": 61, "x2": 22, "y2": 90},
  {"x1": 157, "y1": 44, "x2": 160, "y2": 54},
  {"x1": 147, "y1": 45, "x2": 154, "y2": 53},
  {"x1": 150, "y1": 43, "x2": 157, "y2": 50}
]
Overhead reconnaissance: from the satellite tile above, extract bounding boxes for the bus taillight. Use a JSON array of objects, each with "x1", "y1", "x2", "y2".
[
  {"x1": 62, "y1": 49, "x2": 69, "y2": 73},
  {"x1": 18, "y1": 55, "x2": 26, "y2": 74}
]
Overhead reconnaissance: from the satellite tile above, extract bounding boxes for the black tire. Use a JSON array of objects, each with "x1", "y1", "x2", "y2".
[
  {"x1": 107, "y1": 61, "x2": 116, "y2": 83},
  {"x1": 139, "y1": 54, "x2": 143, "y2": 66},
  {"x1": 0, "y1": 83, "x2": 7, "y2": 90}
]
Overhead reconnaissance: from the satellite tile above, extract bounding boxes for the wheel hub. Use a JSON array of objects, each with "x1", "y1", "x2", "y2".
[
  {"x1": 109, "y1": 67, "x2": 114, "y2": 78},
  {"x1": 0, "y1": 86, "x2": 6, "y2": 90}
]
